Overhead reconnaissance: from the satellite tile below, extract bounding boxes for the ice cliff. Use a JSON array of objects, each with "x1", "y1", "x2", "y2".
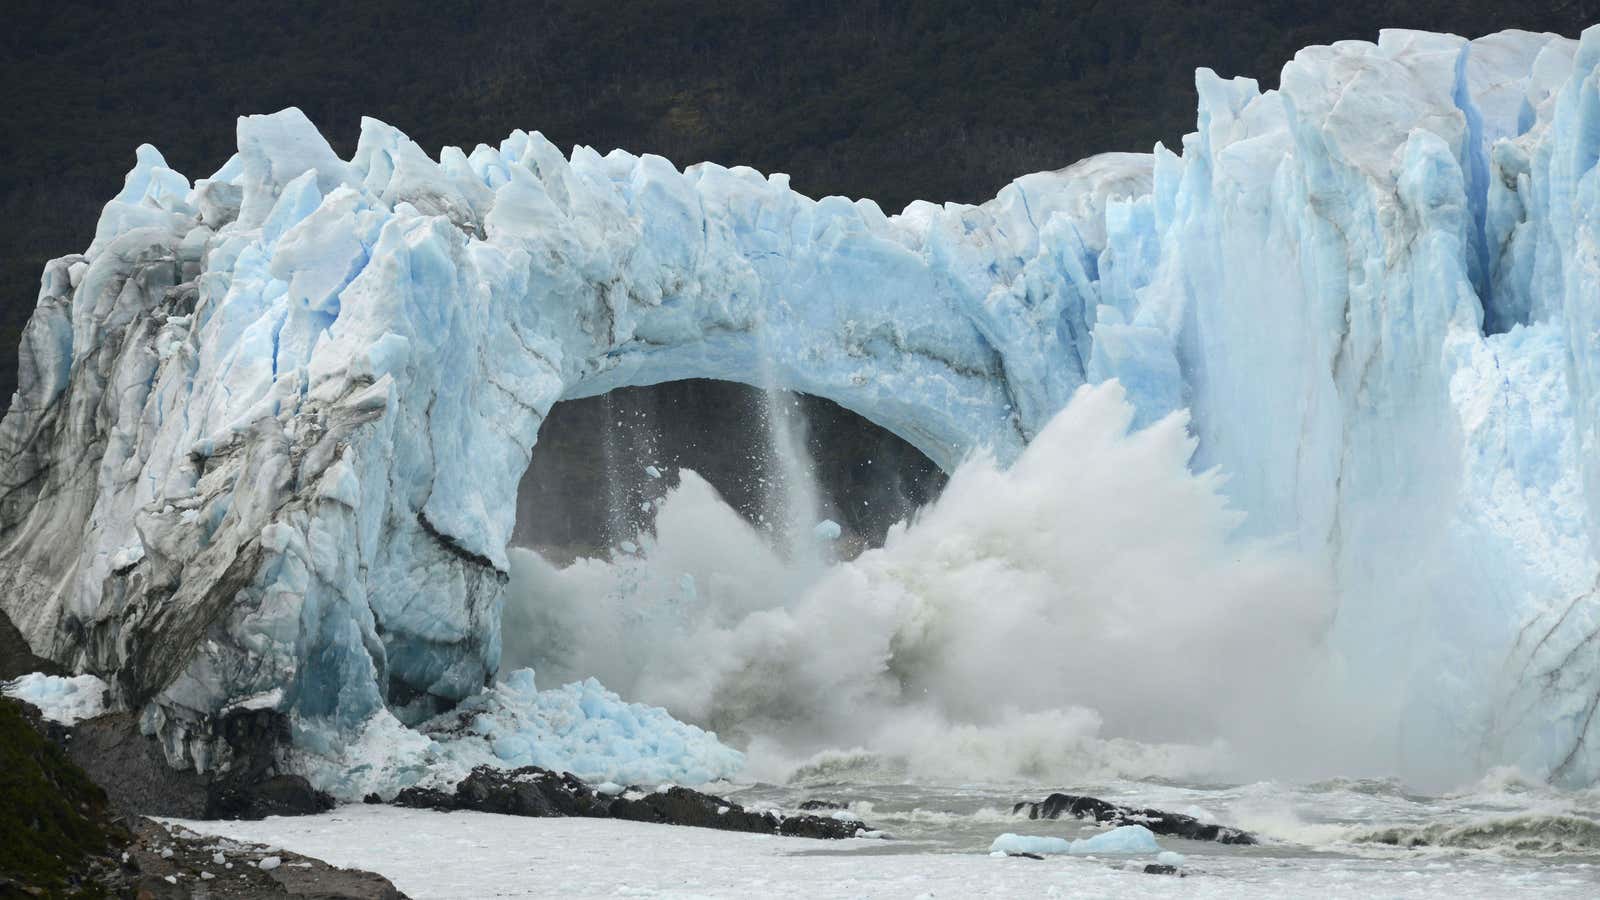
[{"x1": 0, "y1": 26, "x2": 1597, "y2": 789}]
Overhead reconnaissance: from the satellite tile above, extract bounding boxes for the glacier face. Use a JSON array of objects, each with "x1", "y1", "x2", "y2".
[{"x1": 0, "y1": 26, "x2": 1597, "y2": 788}]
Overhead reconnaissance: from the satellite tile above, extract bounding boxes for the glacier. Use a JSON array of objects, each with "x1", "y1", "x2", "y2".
[{"x1": 0, "y1": 25, "x2": 1597, "y2": 791}]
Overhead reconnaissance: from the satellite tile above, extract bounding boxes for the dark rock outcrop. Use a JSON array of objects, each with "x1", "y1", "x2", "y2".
[
  {"x1": 0, "y1": 608, "x2": 64, "y2": 681},
  {"x1": 208, "y1": 773, "x2": 336, "y2": 820},
  {"x1": 778, "y1": 810, "x2": 865, "y2": 840},
  {"x1": 1143, "y1": 863, "x2": 1183, "y2": 875},
  {"x1": 395, "y1": 765, "x2": 867, "y2": 839},
  {"x1": 453, "y1": 766, "x2": 606, "y2": 818},
  {"x1": 98, "y1": 817, "x2": 409, "y2": 899},
  {"x1": 1013, "y1": 792, "x2": 1257, "y2": 845},
  {"x1": 61, "y1": 706, "x2": 333, "y2": 820},
  {"x1": 610, "y1": 785, "x2": 862, "y2": 839},
  {"x1": 798, "y1": 798, "x2": 847, "y2": 810},
  {"x1": 1, "y1": 697, "x2": 402, "y2": 898},
  {"x1": 61, "y1": 710, "x2": 212, "y2": 818}
]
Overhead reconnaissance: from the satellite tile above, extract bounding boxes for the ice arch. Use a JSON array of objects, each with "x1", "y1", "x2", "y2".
[
  {"x1": 3, "y1": 26, "x2": 1600, "y2": 785},
  {"x1": 511, "y1": 380, "x2": 946, "y2": 558},
  {"x1": 0, "y1": 108, "x2": 1151, "y2": 764}
]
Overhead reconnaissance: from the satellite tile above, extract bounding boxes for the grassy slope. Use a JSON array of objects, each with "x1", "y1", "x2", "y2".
[{"x1": 0, "y1": 699, "x2": 123, "y2": 896}]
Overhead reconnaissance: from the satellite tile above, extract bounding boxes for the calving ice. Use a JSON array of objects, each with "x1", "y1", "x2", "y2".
[
  {"x1": 502, "y1": 383, "x2": 1332, "y2": 786},
  {"x1": 1, "y1": 26, "x2": 1598, "y2": 800}
]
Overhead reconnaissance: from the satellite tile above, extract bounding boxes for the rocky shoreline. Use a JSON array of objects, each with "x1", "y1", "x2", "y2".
[
  {"x1": 6, "y1": 667, "x2": 1268, "y2": 896},
  {"x1": 1014, "y1": 792, "x2": 1258, "y2": 844},
  {"x1": 0, "y1": 696, "x2": 405, "y2": 898},
  {"x1": 389, "y1": 765, "x2": 871, "y2": 840}
]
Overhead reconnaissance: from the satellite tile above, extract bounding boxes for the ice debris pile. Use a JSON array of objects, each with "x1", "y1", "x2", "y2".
[
  {"x1": 0, "y1": 26, "x2": 1598, "y2": 788},
  {"x1": 296, "y1": 668, "x2": 742, "y2": 800},
  {"x1": 2, "y1": 673, "x2": 109, "y2": 725}
]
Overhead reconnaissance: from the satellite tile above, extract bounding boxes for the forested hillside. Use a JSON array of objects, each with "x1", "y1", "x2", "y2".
[{"x1": 2, "y1": 0, "x2": 1593, "y2": 409}]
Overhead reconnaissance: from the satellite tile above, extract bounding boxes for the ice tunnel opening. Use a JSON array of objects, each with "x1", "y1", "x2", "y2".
[
  {"x1": 498, "y1": 378, "x2": 948, "y2": 737},
  {"x1": 509, "y1": 379, "x2": 947, "y2": 564}
]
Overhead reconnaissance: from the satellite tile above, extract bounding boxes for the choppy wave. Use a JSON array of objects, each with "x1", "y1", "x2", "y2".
[
  {"x1": 763, "y1": 721, "x2": 1231, "y2": 789},
  {"x1": 1305, "y1": 777, "x2": 1416, "y2": 798},
  {"x1": 1350, "y1": 813, "x2": 1600, "y2": 855},
  {"x1": 782, "y1": 748, "x2": 899, "y2": 786}
]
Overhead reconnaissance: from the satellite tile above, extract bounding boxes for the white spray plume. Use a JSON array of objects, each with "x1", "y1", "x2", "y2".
[{"x1": 504, "y1": 381, "x2": 1337, "y2": 783}]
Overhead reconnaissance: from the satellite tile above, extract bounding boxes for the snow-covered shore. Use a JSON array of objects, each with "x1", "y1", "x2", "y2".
[{"x1": 172, "y1": 804, "x2": 1600, "y2": 899}]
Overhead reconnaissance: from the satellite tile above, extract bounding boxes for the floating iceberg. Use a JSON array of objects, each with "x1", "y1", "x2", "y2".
[
  {"x1": 1069, "y1": 825, "x2": 1163, "y2": 855},
  {"x1": 990, "y1": 833, "x2": 1072, "y2": 856},
  {"x1": 989, "y1": 825, "x2": 1163, "y2": 856},
  {"x1": 0, "y1": 26, "x2": 1596, "y2": 786}
]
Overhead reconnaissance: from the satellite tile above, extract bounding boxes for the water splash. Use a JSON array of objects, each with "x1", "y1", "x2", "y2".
[
  {"x1": 504, "y1": 381, "x2": 1341, "y2": 784},
  {"x1": 753, "y1": 309, "x2": 834, "y2": 573},
  {"x1": 597, "y1": 393, "x2": 628, "y2": 547},
  {"x1": 758, "y1": 384, "x2": 831, "y2": 570}
]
